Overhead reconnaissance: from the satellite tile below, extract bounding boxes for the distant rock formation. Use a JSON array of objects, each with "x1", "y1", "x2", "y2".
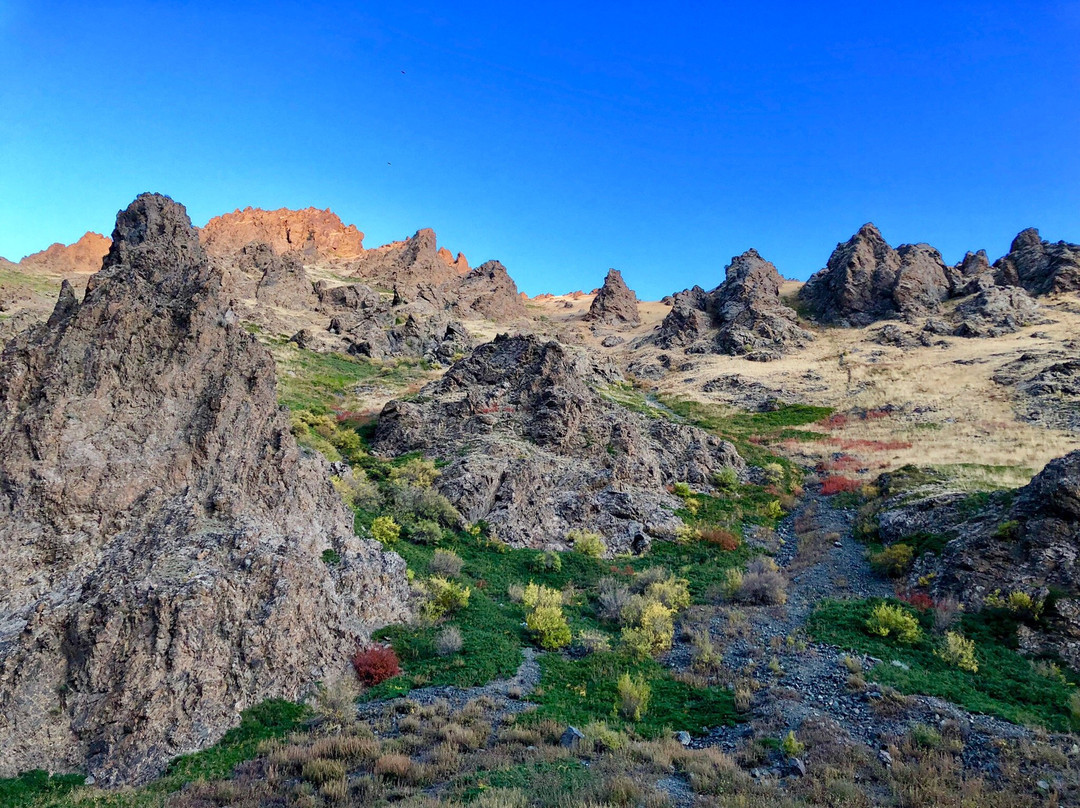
[
  {"x1": 200, "y1": 206, "x2": 367, "y2": 261},
  {"x1": 15, "y1": 231, "x2": 111, "y2": 276},
  {"x1": 994, "y1": 228, "x2": 1080, "y2": 296},
  {"x1": 372, "y1": 334, "x2": 744, "y2": 551},
  {"x1": 587, "y1": 269, "x2": 640, "y2": 327},
  {"x1": 649, "y1": 250, "x2": 810, "y2": 360},
  {"x1": 951, "y1": 285, "x2": 1043, "y2": 338},
  {"x1": 0, "y1": 194, "x2": 410, "y2": 785},
  {"x1": 350, "y1": 228, "x2": 467, "y2": 288},
  {"x1": 799, "y1": 224, "x2": 952, "y2": 326}
]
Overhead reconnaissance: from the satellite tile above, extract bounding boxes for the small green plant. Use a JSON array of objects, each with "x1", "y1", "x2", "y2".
[
  {"x1": 985, "y1": 589, "x2": 1044, "y2": 620},
  {"x1": 764, "y1": 500, "x2": 784, "y2": 520},
  {"x1": 865, "y1": 602, "x2": 921, "y2": 644},
  {"x1": 712, "y1": 467, "x2": 739, "y2": 492},
  {"x1": 371, "y1": 515, "x2": 401, "y2": 545},
  {"x1": 936, "y1": 631, "x2": 978, "y2": 673},
  {"x1": 621, "y1": 599, "x2": 676, "y2": 658},
  {"x1": 321, "y1": 548, "x2": 341, "y2": 565},
  {"x1": 568, "y1": 529, "x2": 606, "y2": 558},
  {"x1": 617, "y1": 672, "x2": 651, "y2": 721},
  {"x1": 522, "y1": 582, "x2": 572, "y2": 650},
  {"x1": 780, "y1": 730, "x2": 805, "y2": 757},
  {"x1": 672, "y1": 482, "x2": 693, "y2": 497},
  {"x1": 994, "y1": 520, "x2": 1021, "y2": 540},
  {"x1": 910, "y1": 724, "x2": 943, "y2": 749},
  {"x1": 763, "y1": 463, "x2": 785, "y2": 486},
  {"x1": 870, "y1": 543, "x2": 915, "y2": 577},
  {"x1": 528, "y1": 550, "x2": 563, "y2": 573}
]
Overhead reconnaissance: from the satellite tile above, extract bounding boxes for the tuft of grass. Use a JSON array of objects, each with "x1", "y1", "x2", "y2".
[{"x1": 0, "y1": 771, "x2": 85, "y2": 808}]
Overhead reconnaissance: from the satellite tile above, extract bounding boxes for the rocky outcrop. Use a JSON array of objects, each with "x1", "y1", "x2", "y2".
[
  {"x1": 0, "y1": 194, "x2": 410, "y2": 785},
  {"x1": 951, "y1": 285, "x2": 1043, "y2": 338},
  {"x1": 799, "y1": 224, "x2": 951, "y2": 325},
  {"x1": 587, "y1": 269, "x2": 640, "y2": 327},
  {"x1": 993, "y1": 345, "x2": 1080, "y2": 432},
  {"x1": 993, "y1": 228, "x2": 1080, "y2": 296},
  {"x1": 371, "y1": 334, "x2": 744, "y2": 551},
  {"x1": 708, "y1": 250, "x2": 812, "y2": 358},
  {"x1": 453, "y1": 260, "x2": 528, "y2": 321},
  {"x1": 200, "y1": 207, "x2": 367, "y2": 261},
  {"x1": 647, "y1": 250, "x2": 809, "y2": 360},
  {"x1": 349, "y1": 228, "x2": 467, "y2": 289},
  {"x1": 241, "y1": 242, "x2": 318, "y2": 309}
]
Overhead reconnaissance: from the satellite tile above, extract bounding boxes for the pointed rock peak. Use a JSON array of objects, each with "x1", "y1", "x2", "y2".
[
  {"x1": 855, "y1": 222, "x2": 884, "y2": 240},
  {"x1": 1010, "y1": 227, "x2": 1042, "y2": 252},
  {"x1": 45, "y1": 279, "x2": 80, "y2": 328},
  {"x1": 587, "y1": 268, "x2": 639, "y2": 326},
  {"x1": 110, "y1": 193, "x2": 201, "y2": 253},
  {"x1": 474, "y1": 259, "x2": 509, "y2": 277}
]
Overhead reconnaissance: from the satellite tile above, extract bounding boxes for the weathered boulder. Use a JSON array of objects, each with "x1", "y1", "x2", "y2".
[
  {"x1": 994, "y1": 228, "x2": 1080, "y2": 296},
  {"x1": 587, "y1": 269, "x2": 640, "y2": 327},
  {"x1": 951, "y1": 286, "x2": 1043, "y2": 338},
  {"x1": 649, "y1": 286, "x2": 711, "y2": 349},
  {"x1": 993, "y1": 345, "x2": 1080, "y2": 432},
  {"x1": 372, "y1": 334, "x2": 744, "y2": 551},
  {"x1": 0, "y1": 194, "x2": 410, "y2": 785},
  {"x1": 246, "y1": 242, "x2": 317, "y2": 309}
]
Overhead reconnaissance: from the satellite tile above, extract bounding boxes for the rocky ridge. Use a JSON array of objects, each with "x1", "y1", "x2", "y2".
[
  {"x1": 0, "y1": 194, "x2": 411, "y2": 785},
  {"x1": 372, "y1": 333, "x2": 744, "y2": 551}
]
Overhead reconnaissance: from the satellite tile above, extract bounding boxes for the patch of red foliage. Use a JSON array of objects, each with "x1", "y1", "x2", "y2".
[
  {"x1": 351, "y1": 644, "x2": 401, "y2": 686},
  {"x1": 818, "y1": 453, "x2": 863, "y2": 473},
  {"x1": 609, "y1": 564, "x2": 635, "y2": 576},
  {"x1": 899, "y1": 591, "x2": 935, "y2": 611},
  {"x1": 698, "y1": 527, "x2": 741, "y2": 551},
  {"x1": 827, "y1": 438, "x2": 913, "y2": 452},
  {"x1": 820, "y1": 476, "x2": 862, "y2": 496}
]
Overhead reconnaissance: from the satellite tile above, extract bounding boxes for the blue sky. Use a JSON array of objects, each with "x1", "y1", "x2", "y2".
[{"x1": 1, "y1": 2, "x2": 1077, "y2": 298}]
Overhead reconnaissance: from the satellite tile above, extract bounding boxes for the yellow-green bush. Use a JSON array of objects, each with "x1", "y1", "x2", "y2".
[
  {"x1": 617, "y1": 672, "x2": 651, "y2": 721},
  {"x1": 936, "y1": 631, "x2": 978, "y2": 673},
  {"x1": 621, "y1": 599, "x2": 676, "y2": 659},
  {"x1": 567, "y1": 529, "x2": 606, "y2": 558},
  {"x1": 984, "y1": 589, "x2": 1045, "y2": 620},
  {"x1": 865, "y1": 602, "x2": 921, "y2": 644},
  {"x1": 371, "y1": 515, "x2": 401, "y2": 545},
  {"x1": 421, "y1": 576, "x2": 471, "y2": 621},
  {"x1": 389, "y1": 456, "x2": 440, "y2": 488},
  {"x1": 870, "y1": 544, "x2": 914, "y2": 577},
  {"x1": 522, "y1": 582, "x2": 571, "y2": 650},
  {"x1": 780, "y1": 730, "x2": 805, "y2": 758}
]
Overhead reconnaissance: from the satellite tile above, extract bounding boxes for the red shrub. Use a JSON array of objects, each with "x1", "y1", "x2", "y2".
[
  {"x1": 900, "y1": 591, "x2": 935, "y2": 611},
  {"x1": 698, "y1": 527, "x2": 742, "y2": 551},
  {"x1": 351, "y1": 644, "x2": 401, "y2": 686},
  {"x1": 820, "y1": 476, "x2": 862, "y2": 496}
]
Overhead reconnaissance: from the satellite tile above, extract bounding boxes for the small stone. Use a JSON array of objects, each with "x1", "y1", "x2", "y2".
[
  {"x1": 878, "y1": 749, "x2": 893, "y2": 767},
  {"x1": 560, "y1": 726, "x2": 585, "y2": 747},
  {"x1": 675, "y1": 731, "x2": 692, "y2": 746},
  {"x1": 890, "y1": 660, "x2": 910, "y2": 671},
  {"x1": 83, "y1": 776, "x2": 96, "y2": 786},
  {"x1": 790, "y1": 758, "x2": 807, "y2": 777},
  {"x1": 1037, "y1": 780, "x2": 1050, "y2": 792}
]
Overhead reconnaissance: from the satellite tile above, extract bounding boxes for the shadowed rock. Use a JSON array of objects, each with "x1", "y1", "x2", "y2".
[
  {"x1": 0, "y1": 193, "x2": 410, "y2": 785},
  {"x1": 994, "y1": 228, "x2": 1080, "y2": 295}
]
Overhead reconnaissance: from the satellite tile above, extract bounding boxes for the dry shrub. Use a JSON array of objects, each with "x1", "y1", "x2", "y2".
[
  {"x1": 597, "y1": 577, "x2": 632, "y2": 624},
  {"x1": 435, "y1": 625, "x2": 464, "y2": 656},
  {"x1": 301, "y1": 758, "x2": 346, "y2": 786},
  {"x1": 737, "y1": 558, "x2": 788, "y2": 605},
  {"x1": 308, "y1": 735, "x2": 380, "y2": 765},
  {"x1": 374, "y1": 753, "x2": 415, "y2": 781},
  {"x1": 698, "y1": 526, "x2": 742, "y2": 551},
  {"x1": 428, "y1": 549, "x2": 465, "y2": 578},
  {"x1": 821, "y1": 475, "x2": 862, "y2": 495}
]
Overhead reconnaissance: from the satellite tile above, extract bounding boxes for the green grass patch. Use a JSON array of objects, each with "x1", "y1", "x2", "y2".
[
  {"x1": 526, "y1": 650, "x2": 738, "y2": 737},
  {"x1": 808, "y1": 599, "x2": 1080, "y2": 731},
  {"x1": 456, "y1": 759, "x2": 592, "y2": 806},
  {"x1": 0, "y1": 771, "x2": 86, "y2": 808}
]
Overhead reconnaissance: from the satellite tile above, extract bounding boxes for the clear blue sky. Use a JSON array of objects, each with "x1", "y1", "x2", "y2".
[{"x1": 1, "y1": 2, "x2": 1077, "y2": 298}]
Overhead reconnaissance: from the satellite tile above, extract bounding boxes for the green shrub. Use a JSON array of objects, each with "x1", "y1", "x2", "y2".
[
  {"x1": 528, "y1": 550, "x2": 563, "y2": 573},
  {"x1": 985, "y1": 589, "x2": 1044, "y2": 620},
  {"x1": 331, "y1": 470, "x2": 382, "y2": 510},
  {"x1": 522, "y1": 582, "x2": 572, "y2": 650},
  {"x1": 567, "y1": 529, "x2": 606, "y2": 558},
  {"x1": 764, "y1": 500, "x2": 784, "y2": 520},
  {"x1": 910, "y1": 724, "x2": 943, "y2": 749},
  {"x1": 408, "y1": 518, "x2": 444, "y2": 545},
  {"x1": 583, "y1": 721, "x2": 626, "y2": 751},
  {"x1": 672, "y1": 482, "x2": 693, "y2": 497},
  {"x1": 865, "y1": 602, "x2": 921, "y2": 644},
  {"x1": 870, "y1": 543, "x2": 915, "y2": 577},
  {"x1": 389, "y1": 456, "x2": 440, "y2": 488},
  {"x1": 763, "y1": 463, "x2": 785, "y2": 486},
  {"x1": 621, "y1": 599, "x2": 675, "y2": 659},
  {"x1": 936, "y1": 631, "x2": 978, "y2": 673},
  {"x1": 720, "y1": 568, "x2": 744, "y2": 600},
  {"x1": 371, "y1": 515, "x2": 400, "y2": 545},
  {"x1": 421, "y1": 576, "x2": 471, "y2": 621},
  {"x1": 712, "y1": 467, "x2": 739, "y2": 492},
  {"x1": 617, "y1": 672, "x2": 651, "y2": 721},
  {"x1": 994, "y1": 519, "x2": 1021, "y2": 540},
  {"x1": 391, "y1": 483, "x2": 462, "y2": 527},
  {"x1": 321, "y1": 548, "x2": 341, "y2": 566}
]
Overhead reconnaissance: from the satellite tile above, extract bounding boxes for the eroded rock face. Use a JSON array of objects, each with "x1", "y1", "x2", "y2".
[
  {"x1": 799, "y1": 224, "x2": 951, "y2": 325},
  {"x1": 16, "y1": 231, "x2": 111, "y2": 276},
  {"x1": 647, "y1": 251, "x2": 809, "y2": 359},
  {"x1": 994, "y1": 228, "x2": 1080, "y2": 296},
  {"x1": 201, "y1": 206, "x2": 367, "y2": 261},
  {"x1": 0, "y1": 194, "x2": 410, "y2": 785},
  {"x1": 993, "y1": 345, "x2": 1080, "y2": 432},
  {"x1": 951, "y1": 286, "x2": 1043, "y2": 338},
  {"x1": 372, "y1": 334, "x2": 744, "y2": 551},
  {"x1": 587, "y1": 269, "x2": 640, "y2": 327},
  {"x1": 244, "y1": 242, "x2": 317, "y2": 309}
]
